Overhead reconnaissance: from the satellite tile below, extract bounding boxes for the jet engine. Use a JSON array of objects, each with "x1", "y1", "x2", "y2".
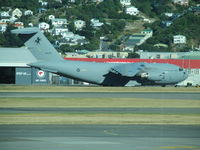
[{"x1": 141, "y1": 71, "x2": 165, "y2": 81}]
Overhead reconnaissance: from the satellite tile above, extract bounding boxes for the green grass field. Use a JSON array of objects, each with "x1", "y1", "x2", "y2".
[
  {"x1": 0, "y1": 97, "x2": 200, "y2": 108},
  {"x1": 0, "y1": 113, "x2": 199, "y2": 125}
]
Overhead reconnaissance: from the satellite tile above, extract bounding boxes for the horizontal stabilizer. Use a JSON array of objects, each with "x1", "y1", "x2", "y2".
[{"x1": 28, "y1": 62, "x2": 58, "y2": 74}]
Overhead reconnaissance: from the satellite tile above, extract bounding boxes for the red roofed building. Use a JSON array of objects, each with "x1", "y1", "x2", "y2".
[{"x1": 13, "y1": 22, "x2": 24, "y2": 29}]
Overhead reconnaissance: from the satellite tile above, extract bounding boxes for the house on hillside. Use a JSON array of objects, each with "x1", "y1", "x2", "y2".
[
  {"x1": 91, "y1": 19, "x2": 104, "y2": 28},
  {"x1": 164, "y1": 13, "x2": 174, "y2": 17},
  {"x1": 68, "y1": 0, "x2": 76, "y2": 3},
  {"x1": 39, "y1": 0, "x2": 48, "y2": 6},
  {"x1": 141, "y1": 29, "x2": 153, "y2": 38},
  {"x1": 0, "y1": 19, "x2": 10, "y2": 24},
  {"x1": 126, "y1": 6, "x2": 139, "y2": 16},
  {"x1": 39, "y1": 22, "x2": 50, "y2": 31},
  {"x1": 51, "y1": 18, "x2": 67, "y2": 27},
  {"x1": 0, "y1": 25, "x2": 7, "y2": 32},
  {"x1": 172, "y1": 0, "x2": 189, "y2": 6},
  {"x1": 28, "y1": 23, "x2": 34, "y2": 27},
  {"x1": 52, "y1": 27, "x2": 68, "y2": 36},
  {"x1": 173, "y1": 35, "x2": 186, "y2": 44},
  {"x1": 13, "y1": 22, "x2": 24, "y2": 29},
  {"x1": 162, "y1": 21, "x2": 173, "y2": 27},
  {"x1": 92, "y1": 0, "x2": 104, "y2": 2},
  {"x1": 48, "y1": 15, "x2": 55, "y2": 20},
  {"x1": 12, "y1": 8, "x2": 22, "y2": 18},
  {"x1": 120, "y1": 0, "x2": 131, "y2": 6},
  {"x1": 74, "y1": 20, "x2": 86, "y2": 30},
  {"x1": 24, "y1": 10, "x2": 33, "y2": 16},
  {"x1": 61, "y1": 32, "x2": 87, "y2": 46},
  {"x1": 0, "y1": 11, "x2": 10, "y2": 17}
]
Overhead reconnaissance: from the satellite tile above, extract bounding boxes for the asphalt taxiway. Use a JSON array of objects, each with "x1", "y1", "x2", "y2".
[
  {"x1": 0, "y1": 124, "x2": 200, "y2": 150},
  {"x1": 0, "y1": 92, "x2": 200, "y2": 100}
]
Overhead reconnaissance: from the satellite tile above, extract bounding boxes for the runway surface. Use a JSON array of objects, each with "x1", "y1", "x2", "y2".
[
  {"x1": 1, "y1": 107, "x2": 200, "y2": 114},
  {"x1": 0, "y1": 124, "x2": 200, "y2": 150},
  {"x1": 1, "y1": 92, "x2": 200, "y2": 100},
  {"x1": 1, "y1": 91, "x2": 200, "y2": 150}
]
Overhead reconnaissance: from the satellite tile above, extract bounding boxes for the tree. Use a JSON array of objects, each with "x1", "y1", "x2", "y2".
[
  {"x1": 1, "y1": 26, "x2": 23, "y2": 47},
  {"x1": 0, "y1": 33, "x2": 6, "y2": 46},
  {"x1": 68, "y1": 22, "x2": 76, "y2": 33},
  {"x1": 0, "y1": 0, "x2": 39, "y2": 12},
  {"x1": 127, "y1": 52, "x2": 140, "y2": 58}
]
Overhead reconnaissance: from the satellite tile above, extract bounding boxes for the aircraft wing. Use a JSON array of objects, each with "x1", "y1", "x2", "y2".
[{"x1": 109, "y1": 63, "x2": 146, "y2": 77}]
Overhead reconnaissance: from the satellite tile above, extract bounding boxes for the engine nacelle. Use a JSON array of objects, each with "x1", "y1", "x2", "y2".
[{"x1": 141, "y1": 72, "x2": 164, "y2": 81}]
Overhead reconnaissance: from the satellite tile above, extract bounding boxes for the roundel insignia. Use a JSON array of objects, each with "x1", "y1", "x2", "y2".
[{"x1": 37, "y1": 70, "x2": 45, "y2": 78}]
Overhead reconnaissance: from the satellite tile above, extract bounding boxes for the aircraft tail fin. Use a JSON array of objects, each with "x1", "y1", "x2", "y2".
[{"x1": 12, "y1": 27, "x2": 62, "y2": 61}]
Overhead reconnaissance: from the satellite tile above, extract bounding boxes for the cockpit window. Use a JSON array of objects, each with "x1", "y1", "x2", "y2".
[{"x1": 179, "y1": 68, "x2": 183, "y2": 71}]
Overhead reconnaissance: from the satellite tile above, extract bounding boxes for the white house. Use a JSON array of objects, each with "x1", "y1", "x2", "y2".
[
  {"x1": 91, "y1": 19, "x2": 104, "y2": 28},
  {"x1": 0, "y1": 25, "x2": 7, "y2": 32},
  {"x1": 39, "y1": 22, "x2": 50, "y2": 31},
  {"x1": 12, "y1": 8, "x2": 22, "y2": 18},
  {"x1": 28, "y1": 23, "x2": 34, "y2": 27},
  {"x1": 164, "y1": 13, "x2": 174, "y2": 17},
  {"x1": 24, "y1": 10, "x2": 33, "y2": 16},
  {"x1": 141, "y1": 29, "x2": 153, "y2": 38},
  {"x1": 0, "y1": 11, "x2": 10, "y2": 17},
  {"x1": 48, "y1": 15, "x2": 55, "y2": 20},
  {"x1": 92, "y1": 0, "x2": 104, "y2": 2},
  {"x1": 51, "y1": 18, "x2": 67, "y2": 27},
  {"x1": 39, "y1": 0, "x2": 48, "y2": 6},
  {"x1": 52, "y1": 27, "x2": 68, "y2": 36},
  {"x1": 172, "y1": 0, "x2": 189, "y2": 6},
  {"x1": 62, "y1": 32, "x2": 75, "y2": 41},
  {"x1": 173, "y1": 35, "x2": 186, "y2": 44},
  {"x1": 68, "y1": 0, "x2": 76, "y2": 3},
  {"x1": 0, "y1": 19, "x2": 10, "y2": 24},
  {"x1": 162, "y1": 21, "x2": 172, "y2": 27},
  {"x1": 74, "y1": 20, "x2": 86, "y2": 30},
  {"x1": 126, "y1": 6, "x2": 139, "y2": 16},
  {"x1": 63, "y1": 32, "x2": 85, "y2": 43},
  {"x1": 120, "y1": 0, "x2": 131, "y2": 6}
]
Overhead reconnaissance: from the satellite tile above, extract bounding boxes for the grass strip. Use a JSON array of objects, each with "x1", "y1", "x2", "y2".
[
  {"x1": 0, "y1": 113, "x2": 199, "y2": 125},
  {"x1": 0, "y1": 85, "x2": 200, "y2": 93},
  {"x1": 0, "y1": 97, "x2": 200, "y2": 108}
]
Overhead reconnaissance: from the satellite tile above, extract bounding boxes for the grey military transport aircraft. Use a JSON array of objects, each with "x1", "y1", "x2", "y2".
[{"x1": 12, "y1": 27, "x2": 188, "y2": 86}]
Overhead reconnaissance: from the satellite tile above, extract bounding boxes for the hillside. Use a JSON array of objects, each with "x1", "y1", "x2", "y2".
[
  {"x1": 140, "y1": 12, "x2": 200, "y2": 52},
  {"x1": 0, "y1": 0, "x2": 200, "y2": 52}
]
